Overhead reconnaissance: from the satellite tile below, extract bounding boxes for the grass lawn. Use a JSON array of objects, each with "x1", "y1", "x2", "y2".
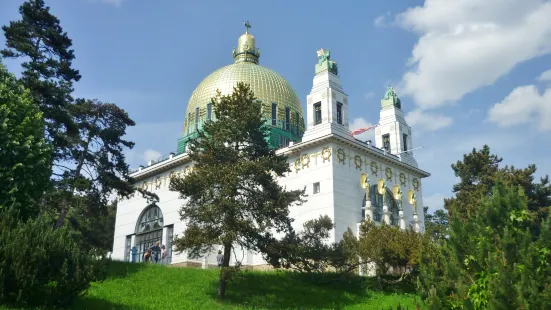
[{"x1": 68, "y1": 261, "x2": 422, "y2": 310}]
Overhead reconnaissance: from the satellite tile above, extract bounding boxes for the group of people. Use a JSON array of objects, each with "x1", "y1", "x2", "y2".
[{"x1": 143, "y1": 241, "x2": 168, "y2": 264}]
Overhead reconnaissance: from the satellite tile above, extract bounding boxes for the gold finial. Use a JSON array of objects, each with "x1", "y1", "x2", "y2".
[
  {"x1": 244, "y1": 21, "x2": 251, "y2": 34},
  {"x1": 316, "y1": 48, "x2": 325, "y2": 57}
]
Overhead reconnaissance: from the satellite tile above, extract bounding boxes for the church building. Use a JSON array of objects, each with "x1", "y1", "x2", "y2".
[{"x1": 112, "y1": 23, "x2": 430, "y2": 268}]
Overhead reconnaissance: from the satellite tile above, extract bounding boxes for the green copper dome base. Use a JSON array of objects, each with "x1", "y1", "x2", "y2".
[{"x1": 177, "y1": 119, "x2": 302, "y2": 154}]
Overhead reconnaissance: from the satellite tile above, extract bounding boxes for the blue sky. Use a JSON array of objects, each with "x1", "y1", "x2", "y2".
[{"x1": 1, "y1": 0, "x2": 550, "y2": 212}]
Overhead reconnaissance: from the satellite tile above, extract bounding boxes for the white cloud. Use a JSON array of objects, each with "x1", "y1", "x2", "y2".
[
  {"x1": 396, "y1": 0, "x2": 551, "y2": 109},
  {"x1": 374, "y1": 12, "x2": 391, "y2": 27},
  {"x1": 487, "y1": 84, "x2": 551, "y2": 131},
  {"x1": 123, "y1": 121, "x2": 183, "y2": 167},
  {"x1": 405, "y1": 109, "x2": 453, "y2": 131},
  {"x1": 144, "y1": 149, "x2": 163, "y2": 162},
  {"x1": 537, "y1": 69, "x2": 551, "y2": 82},
  {"x1": 350, "y1": 117, "x2": 376, "y2": 142}
]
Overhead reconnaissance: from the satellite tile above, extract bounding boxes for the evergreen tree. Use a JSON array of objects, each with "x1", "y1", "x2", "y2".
[
  {"x1": 444, "y1": 145, "x2": 550, "y2": 228},
  {"x1": 170, "y1": 83, "x2": 305, "y2": 298},
  {"x1": 0, "y1": 62, "x2": 51, "y2": 221},
  {"x1": 53, "y1": 98, "x2": 144, "y2": 228},
  {"x1": 1, "y1": 0, "x2": 80, "y2": 159},
  {"x1": 433, "y1": 179, "x2": 551, "y2": 309},
  {"x1": 423, "y1": 207, "x2": 448, "y2": 242},
  {"x1": 2, "y1": 1, "x2": 156, "y2": 235}
]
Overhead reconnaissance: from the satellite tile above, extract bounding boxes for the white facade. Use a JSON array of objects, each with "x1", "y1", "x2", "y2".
[{"x1": 112, "y1": 49, "x2": 430, "y2": 269}]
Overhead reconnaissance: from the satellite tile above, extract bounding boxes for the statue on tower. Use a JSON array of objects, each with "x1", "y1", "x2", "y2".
[
  {"x1": 382, "y1": 85, "x2": 402, "y2": 109},
  {"x1": 315, "y1": 48, "x2": 338, "y2": 75}
]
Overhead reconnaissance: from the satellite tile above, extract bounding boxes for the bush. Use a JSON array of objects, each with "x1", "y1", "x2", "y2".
[
  {"x1": 0, "y1": 209, "x2": 94, "y2": 308},
  {"x1": 418, "y1": 179, "x2": 551, "y2": 309}
]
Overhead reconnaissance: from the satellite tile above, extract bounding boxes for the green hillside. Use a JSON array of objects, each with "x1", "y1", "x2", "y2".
[{"x1": 66, "y1": 261, "x2": 421, "y2": 310}]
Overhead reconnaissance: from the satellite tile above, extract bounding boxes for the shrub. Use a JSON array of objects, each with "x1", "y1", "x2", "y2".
[
  {"x1": 418, "y1": 179, "x2": 551, "y2": 309},
  {"x1": 0, "y1": 209, "x2": 93, "y2": 308}
]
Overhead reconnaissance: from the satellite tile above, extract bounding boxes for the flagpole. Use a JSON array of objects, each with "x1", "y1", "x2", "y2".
[{"x1": 394, "y1": 146, "x2": 424, "y2": 155}]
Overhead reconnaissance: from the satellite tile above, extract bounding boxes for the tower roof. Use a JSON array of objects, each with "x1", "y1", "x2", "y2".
[{"x1": 232, "y1": 21, "x2": 261, "y2": 64}]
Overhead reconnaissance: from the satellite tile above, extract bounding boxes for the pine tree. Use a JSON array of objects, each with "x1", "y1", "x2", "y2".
[
  {"x1": 2, "y1": 1, "x2": 156, "y2": 234},
  {"x1": 423, "y1": 207, "x2": 448, "y2": 242},
  {"x1": 0, "y1": 62, "x2": 51, "y2": 221},
  {"x1": 170, "y1": 83, "x2": 305, "y2": 298},
  {"x1": 445, "y1": 145, "x2": 550, "y2": 229},
  {"x1": 1, "y1": 0, "x2": 81, "y2": 159},
  {"x1": 421, "y1": 179, "x2": 551, "y2": 309},
  {"x1": 53, "y1": 99, "x2": 145, "y2": 228}
]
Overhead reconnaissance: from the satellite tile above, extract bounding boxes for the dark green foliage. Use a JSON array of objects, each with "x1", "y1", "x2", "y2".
[
  {"x1": 420, "y1": 180, "x2": 551, "y2": 309},
  {"x1": 1, "y1": 0, "x2": 81, "y2": 158},
  {"x1": 53, "y1": 98, "x2": 146, "y2": 229},
  {"x1": 263, "y1": 215, "x2": 354, "y2": 274},
  {"x1": 68, "y1": 196, "x2": 117, "y2": 253},
  {"x1": 0, "y1": 209, "x2": 94, "y2": 308},
  {"x1": 423, "y1": 207, "x2": 448, "y2": 242},
  {"x1": 356, "y1": 221, "x2": 424, "y2": 283},
  {"x1": 420, "y1": 146, "x2": 551, "y2": 309},
  {"x1": 445, "y1": 145, "x2": 550, "y2": 227},
  {"x1": 170, "y1": 82, "x2": 305, "y2": 298},
  {"x1": 0, "y1": 62, "x2": 51, "y2": 221}
]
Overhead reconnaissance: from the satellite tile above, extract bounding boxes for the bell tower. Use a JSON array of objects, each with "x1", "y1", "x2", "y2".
[
  {"x1": 302, "y1": 48, "x2": 351, "y2": 142},
  {"x1": 374, "y1": 86, "x2": 417, "y2": 167}
]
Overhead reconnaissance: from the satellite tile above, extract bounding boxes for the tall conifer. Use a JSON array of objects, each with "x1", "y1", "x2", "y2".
[{"x1": 170, "y1": 83, "x2": 305, "y2": 298}]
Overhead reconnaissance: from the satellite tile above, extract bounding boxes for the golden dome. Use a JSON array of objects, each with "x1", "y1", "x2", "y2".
[
  {"x1": 183, "y1": 63, "x2": 303, "y2": 131},
  {"x1": 181, "y1": 23, "x2": 304, "y2": 140}
]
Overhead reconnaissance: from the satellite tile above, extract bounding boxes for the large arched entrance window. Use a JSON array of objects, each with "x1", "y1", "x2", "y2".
[
  {"x1": 135, "y1": 204, "x2": 164, "y2": 262},
  {"x1": 362, "y1": 185, "x2": 400, "y2": 226}
]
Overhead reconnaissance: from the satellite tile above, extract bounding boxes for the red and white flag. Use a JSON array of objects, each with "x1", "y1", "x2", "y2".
[{"x1": 351, "y1": 124, "x2": 378, "y2": 136}]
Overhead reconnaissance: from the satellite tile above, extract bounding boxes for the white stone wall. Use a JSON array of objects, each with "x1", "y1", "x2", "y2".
[
  {"x1": 280, "y1": 145, "x2": 336, "y2": 240},
  {"x1": 112, "y1": 167, "x2": 186, "y2": 262},
  {"x1": 112, "y1": 139, "x2": 426, "y2": 266}
]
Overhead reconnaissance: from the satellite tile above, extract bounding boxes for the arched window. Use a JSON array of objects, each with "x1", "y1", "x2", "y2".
[
  {"x1": 366, "y1": 185, "x2": 400, "y2": 226},
  {"x1": 136, "y1": 204, "x2": 164, "y2": 234},
  {"x1": 135, "y1": 205, "x2": 164, "y2": 262}
]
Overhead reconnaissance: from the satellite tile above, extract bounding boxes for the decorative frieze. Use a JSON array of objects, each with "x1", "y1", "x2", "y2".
[{"x1": 291, "y1": 145, "x2": 333, "y2": 173}]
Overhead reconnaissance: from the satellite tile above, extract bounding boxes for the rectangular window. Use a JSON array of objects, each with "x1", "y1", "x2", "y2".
[
  {"x1": 285, "y1": 107, "x2": 290, "y2": 131},
  {"x1": 195, "y1": 107, "x2": 199, "y2": 131},
  {"x1": 314, "y1": 102, "x2": 322, "y2": 125},
  {"x1": 403, "y1": 133, "x2": 408, "y2": 153},
  {"x1": 336, "y1": 102, "x2": 343, "y2": 125},
  {"x1": 164, "y1": 225, "x2": 174, "y2": 265},
  {"x1": 295, "y1": 112, "x2": 300, "y2": 134},
  {"x1": 382, "y1": 134, "x2": 391, "y2": 152},
  {"x1": 272, "y1": 103, "x2": 277, "y2": 126},
  {"x1": 279, "y1": 136, "x2": 290, "y2": 147},
  {"x1": 124, "y1": 235, "x2": 132, "y2": 262},
  {"x1": 187, "y1": 113, "x2": 191, "y2": 134},
  {"x1": 207, "y1": 103, "x2": 212, "y2": 120},
  {"x1": 313, "y1": 182, "x2": 320, "y2": 194}
]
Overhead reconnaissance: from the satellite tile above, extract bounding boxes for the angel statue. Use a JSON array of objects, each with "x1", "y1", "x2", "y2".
[
  {"x1": 360, "y1": 173, "x2": 371, "y2": 200},
  {"x1": 379, "y1": 179, "x2": 387, "y2": 204},
  {"x1": 395, "y1": 187, "x2": 403, "y2": 211}
]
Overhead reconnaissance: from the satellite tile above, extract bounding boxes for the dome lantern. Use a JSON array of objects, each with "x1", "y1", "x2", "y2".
[{"x1": 232, "y1": 21, "x2": 261, "y2": 64}]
